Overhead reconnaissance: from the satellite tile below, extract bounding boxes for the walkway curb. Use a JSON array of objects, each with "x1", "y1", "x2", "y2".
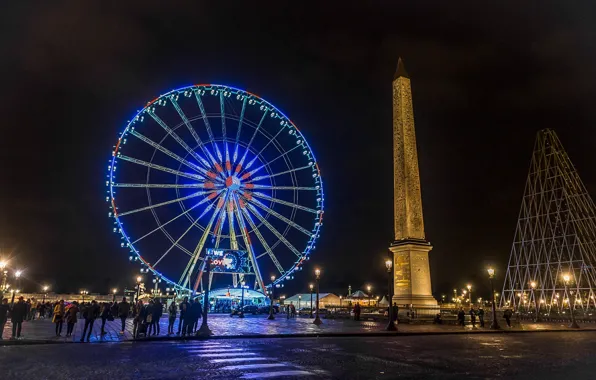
[{"x1": 2, "y1": 327, "x2": 595, "y2": 346}]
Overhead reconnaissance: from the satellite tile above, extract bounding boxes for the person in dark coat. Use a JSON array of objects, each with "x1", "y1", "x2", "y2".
[
  {"x1": 151, "y1": 299, "x2": 162, "y2": 336},
  {"x1": 167, "y1": 301, "x2": 177, "y2": 335},
  {"x1": 0, "y1": 298, "x2": 9, "y2": 340},
  {"x1": 188, "y1": 298, "x2": 202, "y2": 335},
  {"x1": 100, "y1": 302, "x2": 112, "y2": 335},
  {"x1": 470, "y1": 307, "x2": 477, "y2": 327},
  {"x1": 353, "y1": 303, "x2": 361, "y2": 321},
  {"x1": 177, "y1": 297, "x2": 189, "y2": 335},
  {"x1": 392, "y1": 303, "x2": 399, "y2": 322},
  {"x1": 80, "y1": 300, "x2": 100, "y2": 342},
  {"x1": 65, "y1": 302, "x2": 79, "y2": 337},
  {"x1": 11, "y1": 296, "x2": 28, "y2": 339},
  {"x1": 181, "y1": 298, "x2": 194, "y2": 337},
  {"x1": 503, "y1": 308, "x2": 513, "y2": 328},
  {"x1": 457, "y1": 307, "x2": 466, "y2": 326},
  {"x1": 478, "y1": 307, "x2": 485, "y2": 328},
  {"x1": 146, "y1": 300, "x2": 156, "y2": 336},
  {"x1": 117, "y1": 297, "x2": 131, "y2": 334},
  {"x1": 133, "y1": 300, "x2": 146, "y2": 338}
]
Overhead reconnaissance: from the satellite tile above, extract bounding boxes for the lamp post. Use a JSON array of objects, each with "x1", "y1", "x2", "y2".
[
  {"x1": 313, "y1": 268, "x2": 322, "y2": 325},
  {"x1": 530, "y1": 281, "x2": 540, "y2": 322},
  {"x1": 339, "y1": 295, "x2": 343, "y2": 307},
  {"x1": 298, "y1": 295, "x2": 302, "y2": 309},
  {"x1": 563, "y1": 274, "x2": 580, "y2": 329},
  {"x1": 112, "y1": 288, "x2": 118, "y2": 303},
  {"x1": 0, "y1": 261, "x2": 7, "y2": 294},
  {"x1": 367, "y1": 285, "x2": 372, "y2": 307},
  {"x1": 80, "y1": 290, "x2": 88, "y2": 304},
  {"x1": 135, "y1": 276, "x2": 142, "y2": 303},
  {"x1": 268, "y1": 275, "x2": 276, "y2": 320},
  {"x1": 198, "y1": 257, "x2": 213, "y2": 335},
  {"x1": 42, "y1": 286, "x2": 49, "y2": 303},
  {"x1": 239, "y1": 280, "x2": 246, "y2": 318},
  {"x1": 10, "y1": 270, "x2": 22, "y2": 306},
  {"x1": 386, "y1": 258, "x2": 397, "y2": 331},
  {"x1": 467, "y1": 284, "x2": 472, "y2": 307},
  {"x1": 487, "y1": 268, "x2": 500, "y2": 329},
  {"x1": 309, "y1": 284, "x2": 314, "y2": 318}
]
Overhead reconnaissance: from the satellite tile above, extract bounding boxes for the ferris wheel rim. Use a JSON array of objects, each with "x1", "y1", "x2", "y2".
[{"x1": 107, "y1": 83, "x2": 325, "y2": 292}]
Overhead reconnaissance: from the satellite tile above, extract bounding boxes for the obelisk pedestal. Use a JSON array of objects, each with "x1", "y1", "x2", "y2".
[{"x1": 390, "y1": 58, "x2": 437, "y2": 307}]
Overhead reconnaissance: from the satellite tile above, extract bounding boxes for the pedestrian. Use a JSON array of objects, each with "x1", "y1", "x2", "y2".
[
  {"x1": 392, "y1": 302, "x2": 399, "y2": 322},
  {"x1": 11, "y1": 296, "x2": 28, "y2": 339},
  {"x1": 38, "y1": 302, "x2": 46, "y2": 319},
  {"x1": 504, "y1": 308, "x2": 513, "y2": 328},
  {"x1": 189, "y1": 298, "x2": 202, "y2": 335},
  {"x1": 25, "y1": 299, "x2": 32, "y2": 321},
  {"x1": 65, "y1": 302, "x2": 79, "y2": 337},
  {"x1": 133, "y1": 300, "x2": 145, "y2": 338},
  {"x1": 80, "y1": 300, "x2": 100, "y2": 342},
  {"x1": 145, "y1": 300, "x2": 155, "y2": 336},
  {"x1": 354, "y1": 303, "x2": 361, "y2": 321},
  {"x1": 52, "y1": 299, "x2": 66, "y2": 337},
  {"x1": 117, "y1": 297, "x2": 130, "y2": 334},
  {"x1": 457, "y1": 307, "x2": 465, "y2": 326},
  {"x1": 168, "y1": 301, "x2": 177, "y2": 335},
  {"x1": 29, "y1": 298, "x2": 37, "y2": 321},
  {"x1": 0, "y1": 298, "x2": 9, "y2": 340},
  {"x1": 100, "y1": 302, "x2": 112, "y2": 335},
  {"x1": 177, "y1": 296, "x2": 189, "y2": 335},
  {"x1": 181, "y1": 298, "x2": 193, "y2": 337},
  {"x1": 152, "y1": 299, "x2": 162, "y2": 336},
  {"x1": 478, "y1": 307, "x2": 485, "y2": 327},
  {"x1": 470, "y1": 307, "x2": 477, "y2": 327}
]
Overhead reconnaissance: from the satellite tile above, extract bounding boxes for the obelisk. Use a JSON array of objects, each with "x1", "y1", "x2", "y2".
[{"x1": 389, "y1": 58, "x2": 437, "y2": 306}]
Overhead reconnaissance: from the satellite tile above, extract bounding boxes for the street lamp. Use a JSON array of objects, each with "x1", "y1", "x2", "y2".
[
  {"x1": 563, "y1": 273, "x2": 580, "y2": 329},
  {"x1": 530, "y1": 281, "x2": 540, "y2": 322},
  {"x1": 112, "y1": 288, "x2": 118, "y2": 303},
  {"x1": 239, "y1": 280, "x2": 246, "y2": 318},
  {"x1": 339, "y1": 295, "x2": 343, "y2": 307},
  {"x1": 309, "y1": 283, "x2": 314, "y2": 318},
  {"x1": 198, "y1": 257, "x2": 213, "y2": 336},
  {"x1": 42, "y1": 285, "x2": 49, "y2": 303},
  {"x1": 487, "y1": 268, "x2": 500, "y2": 330},
  {"x1": 313, "y1": 268, "x2": 322, "y2": 325},
  {"x1": 367, "y1": 285, "x2": 372, "y2": 307},
  {"x1": 80, "y1": 290, "x2": 88, "y2": 304},
  {"x1": 298, "y1": 295, "x2": 302, "y2": 309},
  {"x1": 0, "y1": 261, "x2": 7, "y2": 293},
  {"x1": 385, "y1": 258, "x2": 397, "y2": 331},
  {"x1": 135, "y1": 276, "x2": 142, "y2": 303},
  {"x1": 467, "y1": 284, "x2": 472, "y2": 307},
  {"x1": 268, "y1": 275, "x2": 276, "y2": 320}
]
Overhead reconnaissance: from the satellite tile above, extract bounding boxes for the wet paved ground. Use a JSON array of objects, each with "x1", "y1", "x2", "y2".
[
  {"x1": 2, "y1": 314, "x2": 595, "y2": 342},
  {"x1": 1, "y1": 331, "x2": 595, "y2": 379},
  {"x1": 3, "y1": 314, "x2": 595, "y2": 342}
]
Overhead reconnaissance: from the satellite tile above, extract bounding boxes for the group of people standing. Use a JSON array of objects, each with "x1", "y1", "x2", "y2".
[{"x1": 133, "y1": 296, "x2": 203, "y2": 339}]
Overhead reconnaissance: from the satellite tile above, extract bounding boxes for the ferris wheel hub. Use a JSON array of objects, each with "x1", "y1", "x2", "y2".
[{"x1": 225, "y1": 175, "x2": 242, "y2": 191}]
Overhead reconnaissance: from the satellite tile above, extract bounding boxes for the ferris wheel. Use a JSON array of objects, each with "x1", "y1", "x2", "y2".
[{"x1": 106, "y1": 84, "x2": 324, "y2": 294}]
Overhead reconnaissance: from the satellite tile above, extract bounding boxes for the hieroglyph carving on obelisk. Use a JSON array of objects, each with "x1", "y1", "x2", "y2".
[
  {"x1": 393, "y1": 58, "x2": 425, "y2": 241},
  {"x1": 390, "y1": 58, "x2": 437, "y2": 306}
]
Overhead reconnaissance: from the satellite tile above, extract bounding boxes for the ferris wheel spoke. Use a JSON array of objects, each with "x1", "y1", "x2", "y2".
[
  {"x1": 113, "y1": 183, "x2": 207, "y2": 189},
  {"x1": 169, "y1": 97, "x2": 212, "y2": 169},
  {"x1": 180, "y1": 192, "x2": 227, "y2": 289},
  {"x1": 245, "y1": 144, "x2": 302, "y2": 178},
  {"x1": 231, "y1": 194, "x2": 266, "y2": 292},
  {"x1": 129, "y1": 130, "x2": 208, "y2": 177},
  {"x1": 194, "y1": 91, "x2": 223, "y2": 161},
  {"x1": 250, "y1": 191, "x2": 319, "y2": 213},
  {"x1": 245, "y1": 127, "x2": 286, "y2": 171},
  {"x1": 249, "y1": 185, "x2": 318, "y2": 191},
  {"x1": 117, "y1": 154, "x2": 204, "y2": 182},
  {"x1": 152, "y1": 195, "x2": 221, "y2": 268},
  {"x1": 233, "y1": 97, "x2": 247, "y2": 163},
  {"x1": 131, "y1": 193, "x2": 218, "y2": 245},
  {"x1": 249, "y1": 164, "x2": 312, "y2": 182},
  {"x1": 147, "y1": 110, "x2": 207, "y2": 168},
  {"x1": 236, "y1": 200, "x2": 285, "y2": 276},
  {"x1": 238, "y1": 111, "x2": 267, "y2": 169},
  {"x1": 243, "y1": 196, "x2": 312, "y2": 237},
  {"x1": 244, "y1": 203, "x2": 303, "y2": 258},
  {"x1": 117, "y1": 191, "x2": 207, "y2": 217}
]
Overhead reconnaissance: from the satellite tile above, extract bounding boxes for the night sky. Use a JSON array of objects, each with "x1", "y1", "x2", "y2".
[{"x1": 2, "y1": 2, "x2": 596, "y2": 299}]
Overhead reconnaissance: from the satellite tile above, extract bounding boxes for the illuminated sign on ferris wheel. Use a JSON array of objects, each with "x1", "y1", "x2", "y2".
[{"x1": 206, "y1": 248, "x2": 253, "y2": 274}]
